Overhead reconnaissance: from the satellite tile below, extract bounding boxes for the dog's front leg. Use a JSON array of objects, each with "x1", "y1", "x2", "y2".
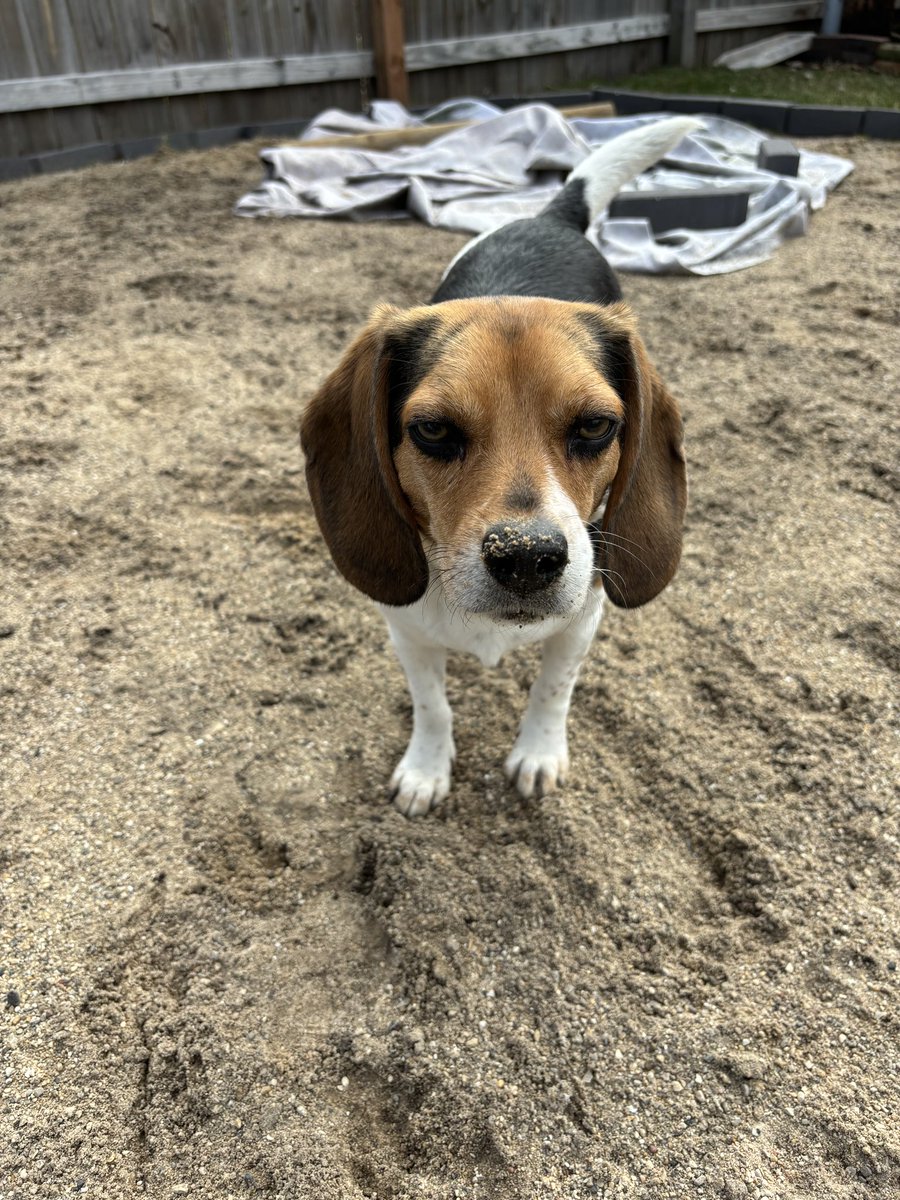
[
  {"x1": 506, "y1": 599, "x2": 602, "y2": 799},
  {"x1": 385, "y1": 626, "x2": 455, "y2": 817}
]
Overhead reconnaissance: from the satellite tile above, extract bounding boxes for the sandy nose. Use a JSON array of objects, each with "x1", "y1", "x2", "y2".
[{"x1": 481, "y1": 521, "x2": 569, "y2": 594}]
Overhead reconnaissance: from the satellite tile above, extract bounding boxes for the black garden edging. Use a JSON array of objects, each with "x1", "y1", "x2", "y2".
[
  {"x1": 0, "y1": 117, "x2": 311, "y2": 182},
  {"x1": 587, "y1": 88, "x2": 900, "y2": 139},
  {"x1": 1, "y1": 89, "x2": 897, "y2": 183}
]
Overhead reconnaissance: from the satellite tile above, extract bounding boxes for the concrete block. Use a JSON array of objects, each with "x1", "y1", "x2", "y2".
[
  {"x1": 862, "y1": 108, "x2": 900, "y2": 140},
  {"x1": 719, "y1": 99, "x2": 791, "y2": 132},
  {"x1": 0, "y1": 156, "x2": 38, "y2": 181},
  {"x1": 608, "y1": 187, "x2": 750, "y2": 233},
  {"x1": 116, "y1": 135, "x2": 162, "y2": 160},
  {"x1": 756, "y1": 137, "x2": 800, "y2": 176},
  {"x1": 786, "y1": 105, "x2": 864, "y2": 136},
  {"x1": 35, "y1": 142, "x2": 116, "y2": 173}
]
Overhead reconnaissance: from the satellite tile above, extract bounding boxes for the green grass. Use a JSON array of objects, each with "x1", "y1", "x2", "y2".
[{"x1": 608, "y1": 64, "x2": 899, "y2": 109}]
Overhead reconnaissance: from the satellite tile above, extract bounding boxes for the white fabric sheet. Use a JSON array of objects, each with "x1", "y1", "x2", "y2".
[{"x1": 234, "y1": 99, "x2": 853, "y2": 276}]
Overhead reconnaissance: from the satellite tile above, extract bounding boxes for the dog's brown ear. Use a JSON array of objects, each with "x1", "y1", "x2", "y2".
[
  {"x1": 300, "y1": 304, "x2": 429, "y2": 606},
  {"x1": 593, "y1": 308, "x2": 687, "y2": 608}
]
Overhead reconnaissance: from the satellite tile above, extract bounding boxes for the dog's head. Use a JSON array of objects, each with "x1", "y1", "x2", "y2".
[{"x1": 301, "y1": 297, "x2": 686, "y2": 614}]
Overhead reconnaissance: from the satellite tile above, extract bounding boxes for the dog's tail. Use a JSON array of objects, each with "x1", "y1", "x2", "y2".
[{"x1": 543, "y1": 116, "x2": 703, "y2": 231}]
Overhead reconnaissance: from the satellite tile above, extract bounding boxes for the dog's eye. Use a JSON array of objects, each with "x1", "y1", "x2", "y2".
[
  {"x1": 577, "y1": 417, "x2": 615, "y2": 441},
  {"x1": 409, "y1": 420, "x2": 465, "y2": 460},
  {"x1": 415, "y1": 421, "x2": 450, "y2": 442},
  {"x1": 569, "y1": 415, "x2": 618, "y2": 455}
]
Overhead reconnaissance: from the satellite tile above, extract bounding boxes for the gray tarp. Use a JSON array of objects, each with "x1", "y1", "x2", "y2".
[{"x1": 234, "y1": 99, "x2": 853, "y2": 276}]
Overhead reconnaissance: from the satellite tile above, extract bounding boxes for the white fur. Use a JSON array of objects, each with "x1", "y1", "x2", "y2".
[{"x1": 566, "y1": 115, "x2": 704, "y2": 225}]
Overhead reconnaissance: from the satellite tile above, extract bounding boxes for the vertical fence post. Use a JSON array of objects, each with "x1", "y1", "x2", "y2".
[
  {"x1": 668, "y1": 0, "x2": 698, "y2": 68},
  {"x1": 372, "y1": 0, "x2": 409, "y2": 106}
]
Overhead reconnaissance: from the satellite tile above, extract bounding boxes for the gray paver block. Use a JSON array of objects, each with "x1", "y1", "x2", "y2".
[
  {"x1": 608, "y1": 187, "x2": 750, "y2": 233},
  {"x1": 756, "y1": 137, "x2": 800, "y2": 176}
]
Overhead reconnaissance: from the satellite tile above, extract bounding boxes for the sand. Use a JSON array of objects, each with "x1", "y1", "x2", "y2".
[{"x1": 0, "y1": 134, "x2": 898, "y2": 1200}]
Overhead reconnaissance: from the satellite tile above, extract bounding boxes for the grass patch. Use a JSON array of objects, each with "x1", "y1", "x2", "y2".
[{"x1": 610, "y1": 64, "x2": 899, "y2": 109}]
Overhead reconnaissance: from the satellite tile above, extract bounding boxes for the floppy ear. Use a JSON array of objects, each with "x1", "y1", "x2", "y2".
[
  {"x1": 594, "y1": 310, "x2": 687, "y2": 608},
  {"x1": 300, "y1": 304, "x2": 430, "y2": 606}
]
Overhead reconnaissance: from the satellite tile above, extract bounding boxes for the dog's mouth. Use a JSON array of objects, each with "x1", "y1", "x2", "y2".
[
  {"x1": 492, "y1": 606, "x2": 548, "y2": 624},
  {"x1": 463, "y1": 592, "x2": 571, "y2": 623}
]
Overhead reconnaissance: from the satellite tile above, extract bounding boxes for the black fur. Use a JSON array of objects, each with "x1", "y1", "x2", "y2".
[
  {"x1": 384, "y1": 316, "x2": 440, "y2": 448},
  {"x1": 430, "y1": 178, "x2": 623, "y2": 307}
]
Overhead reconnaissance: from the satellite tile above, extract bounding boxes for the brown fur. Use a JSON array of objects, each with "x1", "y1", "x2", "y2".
[{"x1": 300, "y1": 296, "x2": 686, "y2": 609}]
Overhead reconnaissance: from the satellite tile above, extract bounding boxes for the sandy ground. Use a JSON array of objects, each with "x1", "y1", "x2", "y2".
[{"x1": 0, "y1": 134, "x2": 898, "y2": 1200}]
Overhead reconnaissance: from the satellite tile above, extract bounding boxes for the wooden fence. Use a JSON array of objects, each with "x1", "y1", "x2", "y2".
[{"x1": 0, "y1": 1, "x2": 824, "y2": 158}]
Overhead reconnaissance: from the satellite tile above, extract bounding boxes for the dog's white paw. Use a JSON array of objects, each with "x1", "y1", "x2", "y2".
[
  {"x1": 390, "y1": 759, "x2": 452, "y2": 817},
  {"x1": 505, "y1": 738, "x2": 568, "y2": 800}
]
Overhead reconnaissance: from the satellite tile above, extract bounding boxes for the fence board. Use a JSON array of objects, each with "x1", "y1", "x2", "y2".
[
  {"x1": 0, "y1": 4, "x2": 35, "y2": 81},
  {"x1": 696, "y1": 1, "x2": 821, "y2": 29},
  {"x1": 405, "y1": 16, "x2": 671, "y2": 71},
  {"x1": 0, "y1": 52, "x2": 374, "y2": 114},
  {"x1": 0, "y1": 1, "x2": 827, "y2": 159}
]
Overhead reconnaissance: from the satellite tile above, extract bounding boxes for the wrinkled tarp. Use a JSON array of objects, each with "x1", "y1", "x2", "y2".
[{"x1": 234, "y1": 98, "x2": 853, "y2": 276}]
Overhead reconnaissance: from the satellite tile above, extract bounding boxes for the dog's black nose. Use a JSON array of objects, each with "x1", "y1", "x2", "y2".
[{"x1": 481, "y1": 521, "x2": 569, "y2": 594}]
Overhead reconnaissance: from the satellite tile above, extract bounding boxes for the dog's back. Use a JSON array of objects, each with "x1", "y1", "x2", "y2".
[{"x1": 432, "y1": 116, "x2": 701, "y2": 306}]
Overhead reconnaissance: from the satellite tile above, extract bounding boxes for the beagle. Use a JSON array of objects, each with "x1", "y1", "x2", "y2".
[{"x1": 301, "y1": 117, "x2": 698, "y2": 816}]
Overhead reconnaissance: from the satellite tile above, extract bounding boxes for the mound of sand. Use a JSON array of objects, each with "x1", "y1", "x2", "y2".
[{"x1": 0, "y1": 135, "x2": 897, "y2": 1199}]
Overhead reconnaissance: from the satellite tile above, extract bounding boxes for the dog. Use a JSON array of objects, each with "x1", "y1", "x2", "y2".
[{"x1": 301, "y1": 116, "x2": 698, "y2": 816}]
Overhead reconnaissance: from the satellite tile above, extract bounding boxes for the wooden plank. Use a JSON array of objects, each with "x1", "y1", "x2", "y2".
[
  {"x1": 714, "y1": 30, "x2": 815, "y2": 68},
  {"x1": 668, "y1": 0, "x2": 698, "y2": 67},
  {"x1": 294, "y1": 102, "x2": 615, "y2": 150},
  {"x1": 404, "y1": 15, "x2": 672, "y2": 71},
  {"x1": 696, "y1": 3, "x2": 823, "y2": 33},
  {"x1": 372, "y1": 0, "x2": 409, "y2": 104},
  {"x1": 0, "y1": 51, "x2": 374, "y2": 113}
]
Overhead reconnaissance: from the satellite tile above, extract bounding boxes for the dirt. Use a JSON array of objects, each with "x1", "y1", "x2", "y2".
[{"x1": 0, "y1": 135, "x2": 898, "y2": 1200}]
